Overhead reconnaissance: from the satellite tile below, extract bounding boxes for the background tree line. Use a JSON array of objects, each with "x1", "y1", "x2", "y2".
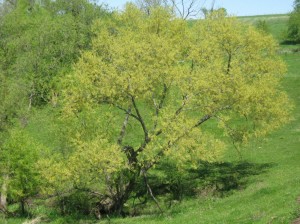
[{"x1": 0, "y1": 0, "x2": 109, "y2": 215}]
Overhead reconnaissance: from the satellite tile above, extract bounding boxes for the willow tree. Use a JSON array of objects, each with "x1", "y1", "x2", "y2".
[{"x1": 47, "y1": 5, "x2": 291, "y2": 214}]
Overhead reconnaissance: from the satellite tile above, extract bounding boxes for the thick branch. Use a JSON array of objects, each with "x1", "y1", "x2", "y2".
[
  {"x1": 103, "y1": 98, "x2": 150, "y2": 157},
  {"x1": 131, "y1": 96, "x2": 150, "y2": 144}
]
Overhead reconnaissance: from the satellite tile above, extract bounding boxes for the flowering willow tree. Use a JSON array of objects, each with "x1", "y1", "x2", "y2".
[{"x1": 42, "y1": 5, "x2": 291, "y2": 214}]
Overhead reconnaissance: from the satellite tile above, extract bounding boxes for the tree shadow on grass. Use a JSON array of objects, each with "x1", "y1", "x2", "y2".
[
  {"x1": 280, "y1": 40, "x2": 299, "y2": 45},
  {"x1": 193, "y1": 161, "x2": 276, "y2": 197},
  {"x1": 147, "y1": 160, "x2": 276, "y2": 202},
  {"x1": 124, "y1": 161, "x2": 275, "y2": 216}
]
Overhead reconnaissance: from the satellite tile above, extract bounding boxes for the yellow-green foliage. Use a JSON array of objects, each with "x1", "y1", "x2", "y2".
[
  {"x1": 39, "y1": 135, "x2": 126, "y2": 195},
  {"x1": 44, "y1": 6, "x2": 291, "y2": 199},
  {"x1": 0, "y1": 128, "x2": 43, "y2": 202}
]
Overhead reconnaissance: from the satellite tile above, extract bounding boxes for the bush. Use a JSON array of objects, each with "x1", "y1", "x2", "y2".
[{"x1": 256, "y1": 20, "x2": 270, "y2": 34}]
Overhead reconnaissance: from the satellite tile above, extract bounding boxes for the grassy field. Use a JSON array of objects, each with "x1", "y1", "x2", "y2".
[
  {"x1": 4, "y1": 14, "x2": 300, "y2": 224},
  {"x1": 239, "y1": 14, "x2": 289, "y2": 41}
]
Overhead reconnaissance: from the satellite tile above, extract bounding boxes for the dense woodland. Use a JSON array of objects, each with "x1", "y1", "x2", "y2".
[{"x1": 0, "y1": 0, "x2": 299, "y2": 222}]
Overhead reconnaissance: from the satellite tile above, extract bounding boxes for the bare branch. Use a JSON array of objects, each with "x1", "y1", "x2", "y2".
[
  {"x1": 168, "y1": 0, "x2": 204, "y2": 19},
  {"x1": 184, "y1": 0, "x2": 196, "y2": 20}
]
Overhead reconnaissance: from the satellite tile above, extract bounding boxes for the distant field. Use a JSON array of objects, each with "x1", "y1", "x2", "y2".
[
  {"x1": 238, "y1": 14, "x2": 289, "y2": 20},
  {"x1": 238, "y1": 14, "x2": 289, "y2": 41}
]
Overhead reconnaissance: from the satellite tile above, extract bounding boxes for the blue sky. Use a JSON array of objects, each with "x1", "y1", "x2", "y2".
[{"x1": 102, "y1": 0, "x2": 294, "y2": 16}]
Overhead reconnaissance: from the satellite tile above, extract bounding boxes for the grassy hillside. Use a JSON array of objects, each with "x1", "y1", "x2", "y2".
[
  {"x1": 5, "y1": 14, "x2": 300, "y2": 224},
  {"x1": 239, "y1": 14, "x2": 289, "y2": 41}
]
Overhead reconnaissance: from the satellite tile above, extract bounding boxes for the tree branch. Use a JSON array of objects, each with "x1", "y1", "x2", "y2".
[
  {"x1": 142, "y1": 169, "x2": 163, "y2": 213},
  {"x1": 226, "y1": 50, "x2": 232, "y2": 74},
  {"x1": 131, "y1": 95, "x2": 150, "y2": 144},
  {"x1": 144, "y1": 105, "x2": 233, "y2": 171},
  {"x1": 118, "y1": 107, "x2": 131, "y2": 145},
  {"x1": 193, "y1": 114, "x2": 211, "y2": 128},
  {"x1": 153, "y1": 83, "x2": 168, "y2": 130},
  {"x1": 175, "y1": 94, "x2": 188, "y2": 115},
  {"x1": 214, "y1": 114, "x2": 243, "y2": 160},
  {"x1": 103, "y1": 100, "x2": 140, "y2": 122},
  {"x1": 184, "y1": 0, "x2": 196, "y2": 20}
]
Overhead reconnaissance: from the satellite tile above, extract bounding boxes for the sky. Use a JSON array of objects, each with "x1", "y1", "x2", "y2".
[{"x1": 102, "y1": 0, "x2": 295, "y2": 16}]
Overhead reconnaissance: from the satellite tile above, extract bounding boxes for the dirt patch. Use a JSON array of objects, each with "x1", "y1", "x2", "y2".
[
  {"x1": 292, "y1": 197, "x2": 300, "y2": 224},
  {"x1": 22, "y1": 216, "x2": 49, "y2": 224},
  {"x1": 22, "y1": 217, "x2": 42, "y2": 224},
  {"x1": 293, "y1": 218, "x2": 300, "y2": 224}
]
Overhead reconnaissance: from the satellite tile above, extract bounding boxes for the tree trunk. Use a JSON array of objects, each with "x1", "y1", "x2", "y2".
[
  {"x1": 20, "y1": 200, "x2": 26, "y2": 215},
  {"x1": 0, "y1": 174, "x2": 9, "y2": 213},
  {"x1": 101, "y1": 174, "x2": 136, "y2": 216}
]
